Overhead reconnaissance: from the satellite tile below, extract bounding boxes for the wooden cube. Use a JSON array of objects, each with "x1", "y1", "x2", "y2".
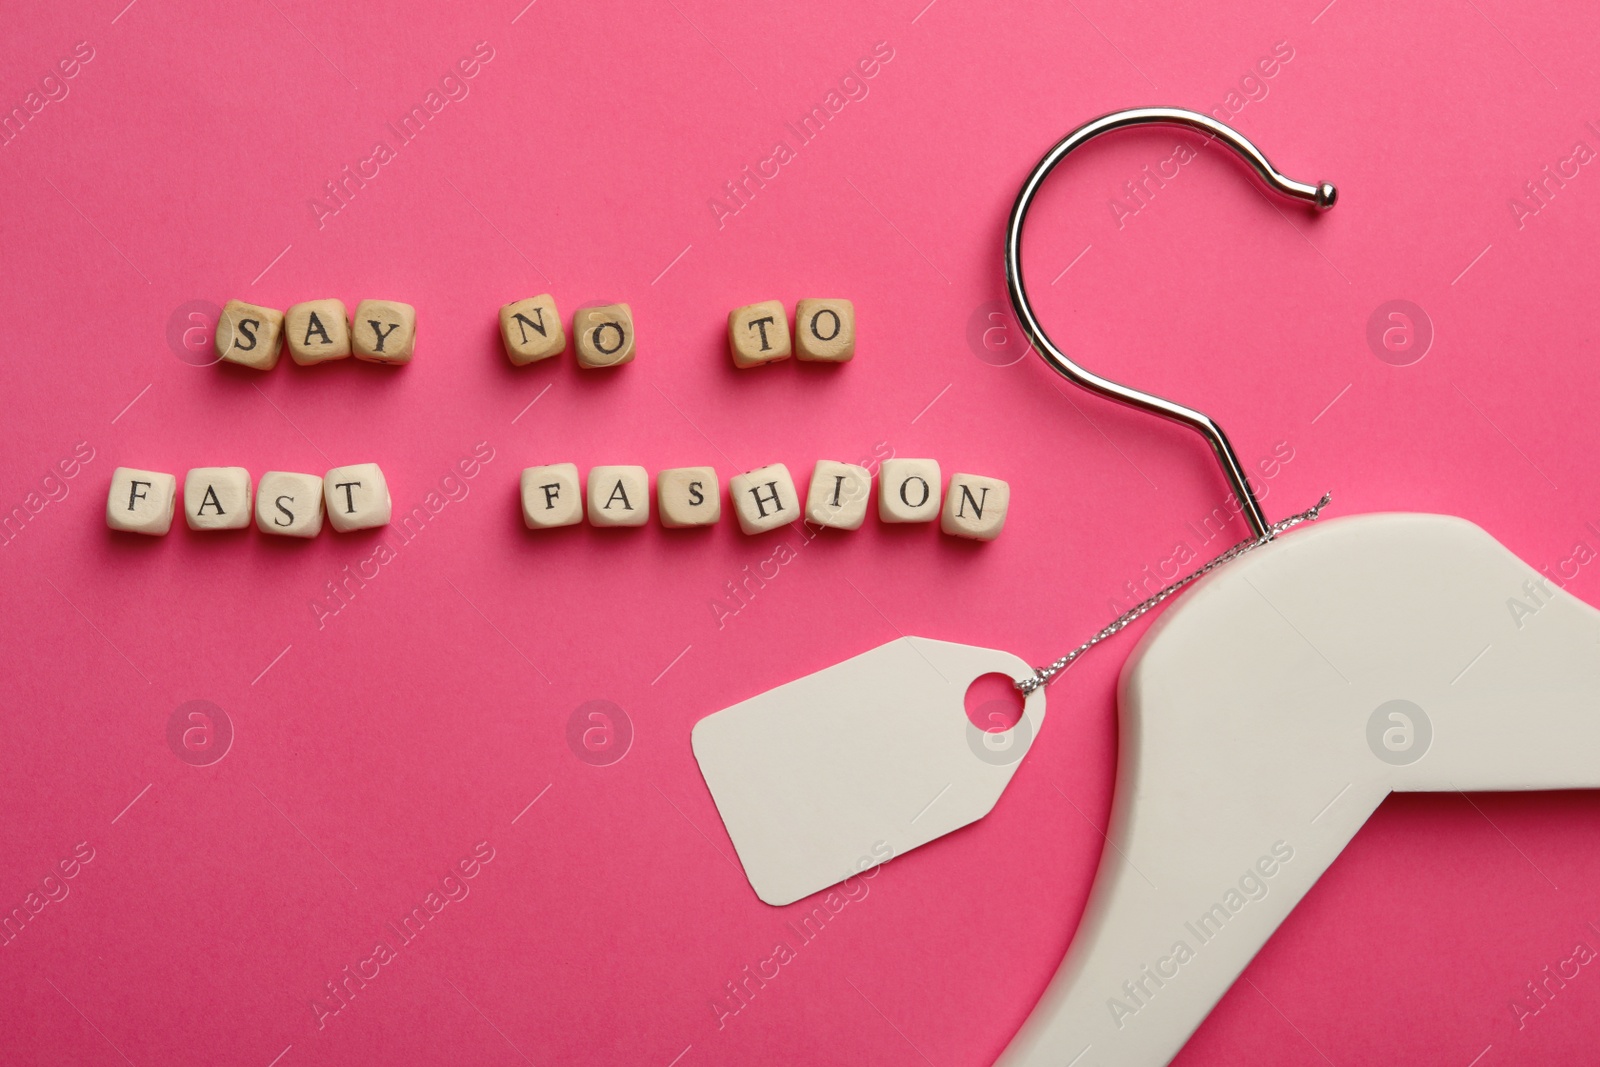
[
  {"x1": 215, "y1": 300, "x2": 283, "y2": 370},
  {"x1": 183, "y1": 466, "x2": 252, "y2": 531},
  {"x1": 587, "y1": 465, "x2": 649, "y2": 526},
  {"x1": 323, "y1": 463, "x2": 391, "y2": 531},
  {"x1": 878, "y1": 458, "x2": 941, "y2": 523},
  {"x1": 730, "y1": 463, "x2": 799, "y2": 534},
  {"x1": 941, "y1": 473, "x2": 1010, "y2": 541},
  {"x1": 500, "y1": 295, "x2": 566, "y2": 365},
  {"x1": 255, "y1": 471, "x2": 325, "y2": 538},
  {"x1": 285, "y1": 299, "x2": 351, "y2": 365},
  {"x1": 106, "y1": 467, "x2": 176, "y2": 535},
  {"x1": 658, "y1": 467, "x2": 721, "y2": 528},
  {"x1": 794, "y1": 299, "x2": 855, "y2": 362},
  {"x1": 351, "y1": 300, "x2": 416, "y2": 364},
  {"x1": 728, "y1": 300, "x2": 791, "y2": 368},
  {"x1": 521, "y1": 463, "x2": 582, "y2": 529},
  {"x1": 574, "y1": 304, "x2": 635, "y2": 369},
  {"x1": 804, "y1": 460, "x2": 871, "y2": 530}
]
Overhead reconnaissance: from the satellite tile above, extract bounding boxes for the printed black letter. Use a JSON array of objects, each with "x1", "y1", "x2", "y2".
[
  {"x1": 604, "y1": 480, "x2": 633, "y2": 510},
  {"x1": 809, "y1": 308, "x2": 841, "y2": 341},
  {"x1": 366, "y1": 320, "x2": 400, "y2": 352},
  {"x1": 336, "y1": 481, "x2": 362, "y2": 513},
  {"x1": 303, "y1": 312, "x2": 332, "y2": 346},
  {"x1": 956, "y1": 484, "x2": 988, "y2": 519},
  {"x1": 749, "y1": 480, "x2": 784, "y2": 518},
  {"x1": 899, "y1": 477, "x2": 930, "y2": 508},
  {"x1": 513, "y1": 310, "x2": 547, "y2": 343},
  {"x1": 746, "y1": 316, "x2": 777, "y2": 351}
]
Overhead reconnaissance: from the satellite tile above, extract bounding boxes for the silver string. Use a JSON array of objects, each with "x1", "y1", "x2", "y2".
[{"x1": 1016, "y1": 493, "x2": 1333, "y2": 694}]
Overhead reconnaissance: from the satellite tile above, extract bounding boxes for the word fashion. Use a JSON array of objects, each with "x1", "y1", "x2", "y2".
[{"x1": 522, "y1": 460, "x2": 1007, "y2": 540}]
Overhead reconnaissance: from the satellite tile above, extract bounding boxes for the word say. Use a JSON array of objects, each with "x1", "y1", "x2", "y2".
[
  {"x1": 729, "y1": 299, "x2": 854, "y2": 367},
  {"x1": 106, "y1": 464, "x2": 391, "y2": 537},
  {"x1": 499, "y1": 296, "x2": 634, "y2": 369},
  {"x1": 521, "y1": 460, "x2": 1008, "y2": 541},
  {"x1": 216, "y1": 299, "x2": 416, "y2": 370}
]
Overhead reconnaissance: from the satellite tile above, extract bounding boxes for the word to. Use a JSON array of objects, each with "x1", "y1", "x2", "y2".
[
  {"x1": 215, "y1": 298, "x2": 415, "y2": 370},
  {"x1": 522, "y1": 459, "x2": 1008, "y2": 541},
  {"x1": 106, "y1": 464, "x2": 390, "y2": 537},
  {"x1": 728, "y1": 298, "x2": 854, "y2": 367}
]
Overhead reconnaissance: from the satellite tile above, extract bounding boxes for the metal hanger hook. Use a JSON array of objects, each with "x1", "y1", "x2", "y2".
[{"x1": 1004, "y1": 107, "x2": 1336, "y2": 540}]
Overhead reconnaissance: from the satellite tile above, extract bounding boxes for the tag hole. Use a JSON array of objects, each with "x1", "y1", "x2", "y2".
[{"x1": 964, "y1": 672, "x2": 1024, "y2": 733}]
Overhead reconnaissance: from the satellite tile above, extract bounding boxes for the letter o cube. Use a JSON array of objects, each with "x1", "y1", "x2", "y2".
[
  {"x1": 794, "y1": 299, "x2": 854, "y2": 362},
  {"x1": 574, "y1": 304, "x2": 635, "y2": 369},
  {"x1": 323, "y1": 463, "x2": 391, "y2": 531},
  {"x1": 878, "y1": 458, "x2": 941, "y2": 523}
]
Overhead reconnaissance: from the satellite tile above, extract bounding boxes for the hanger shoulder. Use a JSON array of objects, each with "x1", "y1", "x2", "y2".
[{"x1": 999, "y1": 513, "x2": 1600, "y2": 1066}]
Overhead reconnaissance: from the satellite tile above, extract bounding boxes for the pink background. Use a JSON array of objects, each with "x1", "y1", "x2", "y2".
[{"x1": 3, "y1": 0, "x2": 1600, "y2": 1063}]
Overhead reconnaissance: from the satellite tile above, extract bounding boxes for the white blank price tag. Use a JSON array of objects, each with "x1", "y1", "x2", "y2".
[{"x1": 692, "y1": 637, "x2": 1047, "y2": 905}]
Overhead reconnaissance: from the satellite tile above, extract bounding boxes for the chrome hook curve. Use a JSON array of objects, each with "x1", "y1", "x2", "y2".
[{"x1": 1004, "y1": 107, "x2": 1335, "y2": 540}]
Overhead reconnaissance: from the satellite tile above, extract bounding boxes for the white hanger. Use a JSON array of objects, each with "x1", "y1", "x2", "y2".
[
  {"x1": 997, "y1": 511, "x2": 1600, "y2": 1066},
  {"x1": 995, "y1": 110, "x2": 1600, "y2": 1066}
]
